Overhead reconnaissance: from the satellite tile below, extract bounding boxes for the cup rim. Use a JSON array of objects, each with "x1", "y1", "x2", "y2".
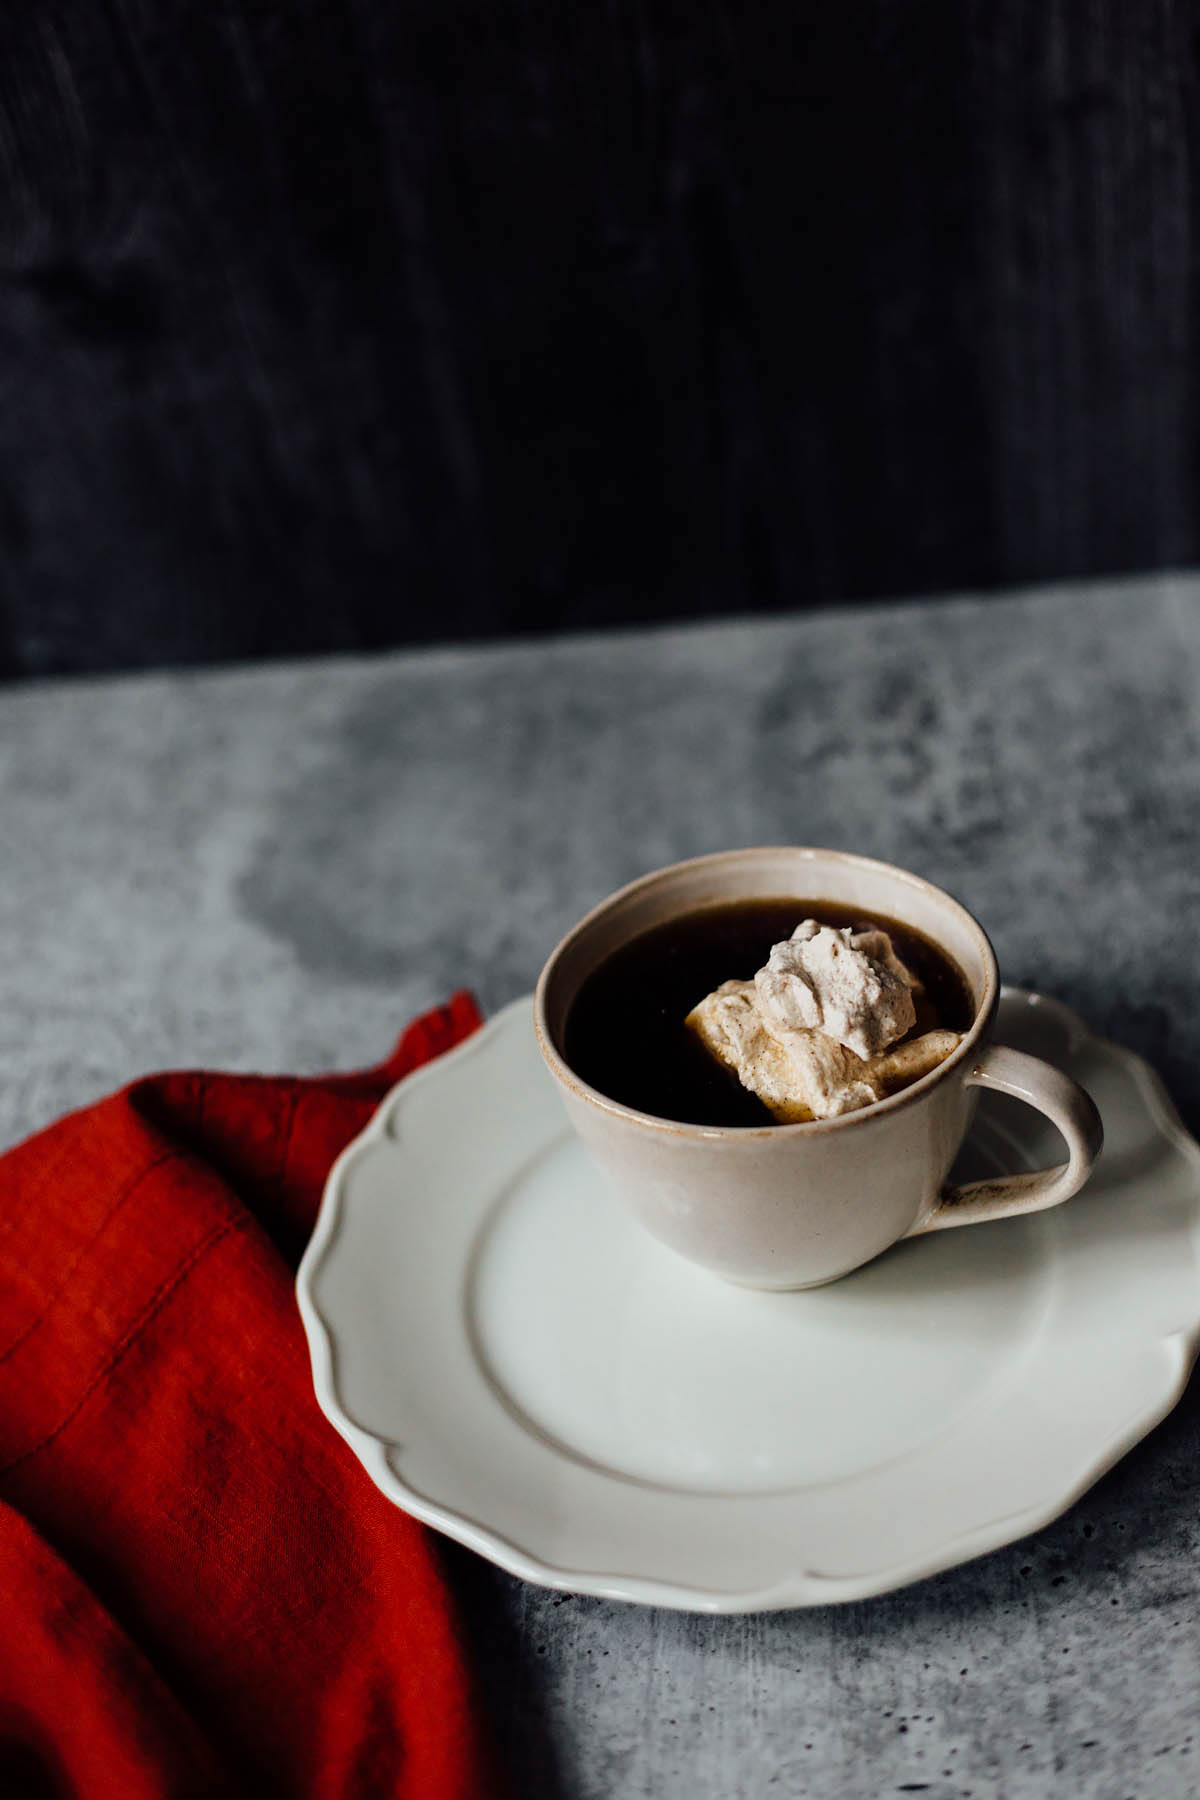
[{"x1": 533, "y1": 847, "x2": 999, "y2": 1139}]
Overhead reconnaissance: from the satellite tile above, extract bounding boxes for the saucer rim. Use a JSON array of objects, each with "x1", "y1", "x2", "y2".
[{"x1": 296, "y1": 989, "x2": 1200, "y2": 1612}]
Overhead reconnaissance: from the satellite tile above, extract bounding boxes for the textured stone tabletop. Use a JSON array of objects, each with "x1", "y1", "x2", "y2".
[{"x1": 3, "y1": 575, "x2": 1199, "y2": 1797}]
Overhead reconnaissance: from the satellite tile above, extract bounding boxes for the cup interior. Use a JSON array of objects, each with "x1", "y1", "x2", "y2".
[{"x1": 537, "y1": 848, "x2": 996, "y2": 1072}]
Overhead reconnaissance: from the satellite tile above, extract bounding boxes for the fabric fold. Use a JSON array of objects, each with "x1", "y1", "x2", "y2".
[{"x1": 0, "y1": 992, "x2": 503, "y2": 1800}]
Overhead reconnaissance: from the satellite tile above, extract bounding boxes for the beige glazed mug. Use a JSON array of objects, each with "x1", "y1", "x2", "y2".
[{"x1": 534, "y1": 848, "x2": 1104, "y2": 1289}]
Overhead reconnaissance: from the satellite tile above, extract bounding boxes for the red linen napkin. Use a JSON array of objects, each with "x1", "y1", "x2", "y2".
[{"x1": 0, "y1": 993, "x2": 506, "y2": 1800}]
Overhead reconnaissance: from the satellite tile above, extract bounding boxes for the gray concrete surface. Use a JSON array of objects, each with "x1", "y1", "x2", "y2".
[{"x1": 2, "y1": 574, "x2": 1199, "y2": 1797}]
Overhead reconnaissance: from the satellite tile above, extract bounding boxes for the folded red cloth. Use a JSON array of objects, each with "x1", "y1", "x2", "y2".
[{"x1": 0, "y1": 993, "x2": 506, "y2": 1800}]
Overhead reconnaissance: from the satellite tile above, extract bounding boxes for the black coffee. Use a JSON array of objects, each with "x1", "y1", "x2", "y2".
[{"x1": 562, "y1": 898, "x2": 974, "y2": 1128}]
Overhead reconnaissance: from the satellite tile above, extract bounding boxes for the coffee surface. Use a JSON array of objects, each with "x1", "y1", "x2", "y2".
[{"x1": 562, "y1": 899, "x2": 974, "y2": 1127}]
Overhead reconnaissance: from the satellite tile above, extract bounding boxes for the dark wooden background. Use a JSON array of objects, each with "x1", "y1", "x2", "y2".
[{"x1": 1, "y1": 1, "x2": 1197, "y2": 679}]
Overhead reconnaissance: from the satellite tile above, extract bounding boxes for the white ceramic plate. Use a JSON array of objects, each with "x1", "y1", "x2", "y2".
[{"x1": 297, "y1": 990, "x2": 1200, "y2": 1612}]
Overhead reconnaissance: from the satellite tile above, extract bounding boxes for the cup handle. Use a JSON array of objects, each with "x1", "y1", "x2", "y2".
[{"x1": 905, "y1": 1044, "x2": 1104, "y2": 1237}]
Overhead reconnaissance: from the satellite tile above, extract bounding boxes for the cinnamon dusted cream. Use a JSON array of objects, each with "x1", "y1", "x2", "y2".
[
  {"x1": 754, "y1": 921, "x2": 916, "y2": 1058},
  {"x1": 686, "y1": 920, "x2": 961, "y2": 1122}
]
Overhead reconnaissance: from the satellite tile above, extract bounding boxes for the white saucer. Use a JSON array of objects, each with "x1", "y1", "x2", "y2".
[{"x1": 297, "y1": 990, "x2": 1200, "y2": 1612}]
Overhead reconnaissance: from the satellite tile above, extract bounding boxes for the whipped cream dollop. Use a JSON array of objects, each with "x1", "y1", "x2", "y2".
[
  {"x1": 687, "y1": 980, "x2": 879, "y2": 1121},
  {"x1": 685, "y1": 918, "x2": 960, "y2": 1122},
  {"x1": 754, "y1": 920, "x2": 916, "y2": 1059}
]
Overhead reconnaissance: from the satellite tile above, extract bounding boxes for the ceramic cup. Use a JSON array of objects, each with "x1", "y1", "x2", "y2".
[{"x1": 534, "y1": 847, "x2": 1103, "y2": 1289}]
